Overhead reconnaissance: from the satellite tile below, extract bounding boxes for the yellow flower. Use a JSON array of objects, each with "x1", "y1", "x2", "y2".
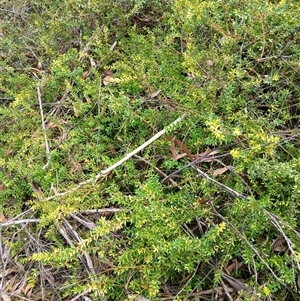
[
  {"x1": 230, "y1": 149, "x2": 241, "y2": 159},
  {"x1": 262, "y1": 286, "x2": 271, "y2": 296}
]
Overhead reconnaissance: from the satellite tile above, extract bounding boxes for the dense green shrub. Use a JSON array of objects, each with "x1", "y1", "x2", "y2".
[{"x1": 1, "y1": 0, "x2": 300, "y2": 300}]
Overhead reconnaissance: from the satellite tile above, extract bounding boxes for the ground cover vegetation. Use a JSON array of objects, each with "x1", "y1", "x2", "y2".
[{"x1": 1, "y1": 0, "x2": 300, "y2": 300}]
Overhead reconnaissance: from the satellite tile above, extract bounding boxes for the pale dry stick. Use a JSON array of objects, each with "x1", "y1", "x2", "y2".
[
  {"x1": 56, "y1": 222, "x2": 74, "y2": 246},
  {"x1": 192, "y1": 164, "x2": 247, "y2": 200},
  {"x1": 184, "y1": 265, "x2": 215, "y2": 300},
  {"x1": 161, "y1": 152, "x2": 229, "y2": 184},
  {"x1": 0, "y1": 211, "x2": 120, "y2": 228},
  {"x1": 77, "y1": 208, "x2": 122, "y2": 214},
  {"x1": 57, "y1": 221, "x2": 96, "y2": 278},
  {"x1": 37, "y1": 86, "x2": 51, "y2": 170},
  {"x1": 0, "y1": 209, "x2": 32, "y2": 223},
  {"x1": 0, "y1": 219, "x2": 40, "y2": 228},
  {"x1": 264, "y1": 210, "x2": 300, "y2": 282},
  {"x1": 0, "y1": 229, "x2": 8, "y2": 291},
  {"x1": 0, "y1": 222, "x2": 32, "y2": 292},
  {"x1": 212, "y1": 207, "x2": 283, "y2": 284},
  {"x1": 23, "y1": 227, "x2": 51, "y2": 299},
  {"x1": 271, "y1": 214, "x2": 300, "y2": 240},
  {"x1": 214, "y1": 158, "x2": 254, "y2": 197},
  {"x1": 46, "y1": 113, "x2": 187, "y2": 201},
  {"x1": 70, "y1": 214, "x2": 95, "y2": 230},
  {"x1": 57, "y1": 221, "x2": 106, "y2": 301},
  {"x1": 61, "y1": 219, "x2": 96, "y2": 275},
  {"x1": 47, "y1": 178, "x2": 95, "y2": 200},
  {"x1": 94, "y1": 113, "x2": 187, "y2": 182},
  {"x1": 171, "y1": 262, "x2": 201, "y2": 300},
  {"x1": 68, "y1": 288, "x2": 92, "y2": 301},
  {"x1": 0, "y1": 8, "x2": 25, "y2": 17},
  {"x1": 133, "y1": 155, "x2": 182, "y2": 189},
  {"x1": 164, "y1": 287, "x2": 229, "y2": 300},
  {"x1": 251, "y1": 249, "x2": 259, "y2": 289},
  {"x1": 220, "y1": 280, "x2": 234, "y2": 301}
]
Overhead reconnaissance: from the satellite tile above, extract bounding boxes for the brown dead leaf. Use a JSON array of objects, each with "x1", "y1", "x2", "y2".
[
  {"x1": 0, "y1": 267, "x2": 18, "y2": 278},
  {"x1": 103, "y1": 76, "x2": 111, "y2": 86},
  {"x1": 6, "y1": 274, "x2": 19, "y2": 292},
  {"x1": 136, "y1": 296, "x2": 151, "y2": 301},
  {"x1": 0, "y1": 292, "x2": 11, "y2": 301},
  {"x1": 198, "y1": 149, "x2": 211, "y2": 157},
  {"x1": 187, "y1": 72, "x2": 195, "y2": 80},
  {"x1": 165, "y1": 136, "x2": 194, "y2": 160},
  {"x1": 82, "y1": 70, "x2": 89, "y2": 79},
  {"x1": 207, "y1": 149, "x2": 220, "y2": 156},
  {"x1": 206, "y1": 60, "x2": 214, "y2": 67},
  {"x1": 22, "y1": 284, "x2": 32, "y2": 296},
  {"x1": 103, "y1": 70, "x2": 114, "y2": 76},
  {"x1": 150, "y1": 89, "x2": 161, "y2": 98},
  {"x1": 0, "y1": 212, "x2": 7, "y2": 223},
  {"x1": 197, "y1": 197, "x2": 209, "y2": 204},
  {"x1": 224, "y1": 259, "x2": 243, "y2": 275},
  {"x1": 36, "y1": 61, "x2": 43, "y2": 70},
  {"x1": 169, "y1": 139, "x2": 186, "y2": 160},
  {"x1": 272, "y1": 236, "x2": 287, "y2": 252},
  {"x1": 222, "y1": 274, "x2": 251, "y2": 292},
  {"x1": 213, "y1": 166, "x2": 232, "y2": 176},
  {"x1": 225, "y1": 262, "x2": 238, "y2": 275},
  {"x1": 169, "y1": 139, "x2": 179, "y2": 158},
  {"x1": 31, "y1": 182, "x2": 45, "y2": 199},
  {"x1": 89, "y1": 57, "x2": 96, "y2": 68},
  {"x1": 16, "y1": 82, "x2": 22, "y2": 91},
  {"x1": 196, "y1": 149, "x2": 219, "y2": 162},
  {"x1": 175, "y1": 153, "x2": 187, "y2": 160},
  {"x1": 46, "y1": 122, "x2": 60, "y2": 129}
]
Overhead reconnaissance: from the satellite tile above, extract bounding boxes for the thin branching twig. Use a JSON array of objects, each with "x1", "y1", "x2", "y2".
[
  {"x1": 134, "y1": 154, "x2": 182, "y2": 189},
  {"x1": 37, "y1": 86, "x2": 51, "y2": 170},
  {"x1": 0, "y1": 219, "x2": 40, "y2": 228},
  {"x1": 46, "y1": 113, "x2": 187, "y2": 201},
  {"x1": 192, "y1": 164, "x2": 247, "y2": 200},
  {"x1": 94, "y1": 113, "x2": 187, "y2": 181},
  {"x1": 212, "y1": 207, "x2": 283, "y2": 284},
  {"x1": 264, "y1": 210, "x2": 300, "y2": 279}
]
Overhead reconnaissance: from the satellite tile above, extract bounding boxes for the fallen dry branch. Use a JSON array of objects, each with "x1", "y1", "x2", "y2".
[
  {"x1": 134, "y1": 154, "x2": 182, "y2": 189},
  {"x1": 37, "y1": 86, "x2": 50, "y2": 170},
  {"x1": 46, "y1": 113, "x2": 187, "y2": 201},
  {"x1": 0, "y1": 219, "x2": 40, "y2": 228},
  {"x1": 264, "y1": 210, "x2": 300, "y2": 276},
  {"x1": 212, "y1": 206, "x2": 283, "y2": 284},
  {"x1": 192, "y1": 164, "x2": 247, "y2": 200}
]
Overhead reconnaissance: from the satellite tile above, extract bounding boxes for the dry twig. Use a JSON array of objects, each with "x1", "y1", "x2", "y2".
[
  {"x1": 0, "y1": 219, "x2": 40, "y2": 228},
  {"x1": 46, "y1": 113, "x2": 187, "y2": 201},
  {"x1": 37, "y1": 86, "x2": 50, "y2": 170}
]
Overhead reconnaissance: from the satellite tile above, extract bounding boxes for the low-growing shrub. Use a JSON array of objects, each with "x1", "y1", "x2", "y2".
[{"x1": 1, "y1": 0, "x2": 300, "y2": 300}]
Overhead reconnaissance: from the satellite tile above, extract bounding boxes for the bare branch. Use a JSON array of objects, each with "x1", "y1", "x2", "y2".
[
  {"x1": 0, "y1": 209, "x2": 121, "y2": 228},
  {"x1": 213, "y1": 208, "x2": 283, "y2": 284},
  {"x1": 134, "y1": 155, "x2": 182, "y2": 189},
  {"x1": 0, "y1": 219, "x2": 40, "y2": 228},
  {"x1": 69, "y1": 288, "x2": 92, "y2": 301},
  {"x1": 264, "y1": 210, "x2": 300, "y2": 273},
  {"x1": 192, "y1": 165, "x2": 247, "y2": 200},
  {"x1": 37, "y1": 86, "x2": 50, "y2": 170},
  {"x1": 95, "y1": 113, "x2": 187, "y2": 181},
  {"x1": 76, "y1": 208, "x2": 122, "y2": 214},
  {"x1": 46, "y1": 113, "x2": 187, "y2": 201}
]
